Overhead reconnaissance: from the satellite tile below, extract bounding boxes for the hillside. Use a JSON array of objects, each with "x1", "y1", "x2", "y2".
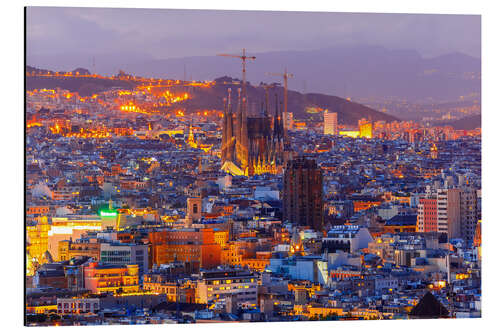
[
  {"x1": 26, "y1": 68, "x2": 398, "y2": 125},
  {"x1": 435, "y1": 114, "x2": 481, "y2": 130},
  {"x1": 26, "y1": 66, "x2": 136, "y2": 97},
  {"x1": 177, "y1": 79, "x2": 398, "y2": 124}
]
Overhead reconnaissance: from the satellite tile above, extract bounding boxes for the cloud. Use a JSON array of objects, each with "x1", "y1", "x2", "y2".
[{"x1": 26, "y1": 7, "x2": 480, "y2": 63}]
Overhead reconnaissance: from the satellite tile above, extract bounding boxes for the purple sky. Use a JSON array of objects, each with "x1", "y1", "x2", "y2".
[{"x1": 27, "y1": 7, "x2": 480, "y2": 66}]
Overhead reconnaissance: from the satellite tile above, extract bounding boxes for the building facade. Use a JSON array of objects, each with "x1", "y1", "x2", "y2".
[
  {"x1": 100, "y1": 242, "x2": 148, "y2": 275},
  {"x1": 283, "y1": 157, "x2": 324, "y2": 231},
  {"x1": 57, "y1": 298, "x2": 100, "y2": 314},
  {"x1": 148, "y1": 228, "x2": 221, "y2": 269},
  {"x1": 83, "y1": 262, "x2": 139, "y2": 294},
  {"x1": 417, "y1": 197, "x2": 438, "y2": 232},
  {"x1": 196, "y1": 268, "x2": 258, "y2": 305},
  {"x1": 323, "y1": 111, "x2": 338, "y2": 135}
]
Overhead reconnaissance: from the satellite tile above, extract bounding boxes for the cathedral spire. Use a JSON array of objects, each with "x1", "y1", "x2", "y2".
[
  {"x1": 222, "y1": 96, "x2": 228, "y2": 160},
  {"x1": 236, "y1": 88, "x2": 242, "y2": 144},
  {"x1": 241, "y1": 96, "x2": 249, "y2": 171},
  {"x1": 227, "y1": 88, "x2": 234, "y2": 162},
  {"x1": 273, "y1": 94, "x2": 282, "y2": 139}
]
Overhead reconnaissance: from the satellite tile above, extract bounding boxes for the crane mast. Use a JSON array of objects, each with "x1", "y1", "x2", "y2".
[
  {"x1": 217, "y1": 48, "x2": 256, "y2": 111},
  {"x1": 266, "y1": 68, "x2": 293, "y2": 137}
]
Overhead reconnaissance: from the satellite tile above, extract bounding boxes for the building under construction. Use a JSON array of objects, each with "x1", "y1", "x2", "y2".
[{"x1": 221, "y1": 89, "x2": 286, "y2": 176}]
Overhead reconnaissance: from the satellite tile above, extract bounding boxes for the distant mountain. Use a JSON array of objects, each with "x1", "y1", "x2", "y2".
[
  {"x1": 26, "y1": 51, "x2": 155, "y2": 76},
  {"x1": 436, "y1": 114, "x2": 481, "y2": 130},
  {"x1": 26, "y1": 67, "x2": 397, "y2": 125},
  {"x1": 120, "y1": 45, "x2": 480, "y2": 102}
]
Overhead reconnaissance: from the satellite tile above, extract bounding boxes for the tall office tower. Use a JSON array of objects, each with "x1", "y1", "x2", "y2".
[
  {"x1": 323, "y1": 111, "x2": 338, "y2": 135},
  {"x1": 283, "y1": 157, "x2": 324, "y2": 231},
  {"x1": 221, "y1": 89, "x2": 286, "y2": 176},
  {"x1": 459, "y1": 188, "x2": 478, "y2": 245},
  {"x1": 436, "y1": 188, "x2": 461, "y2": 239}
]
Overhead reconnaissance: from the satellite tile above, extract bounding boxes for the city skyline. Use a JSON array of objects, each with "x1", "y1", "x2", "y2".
[{"x1": 24, "y1": 5, "x2": 482, "y2": 327}]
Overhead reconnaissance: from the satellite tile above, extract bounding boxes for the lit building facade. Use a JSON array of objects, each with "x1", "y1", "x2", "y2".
[
  {"x1": 148, "y1": 228, "x2": 221, "y2": 269},
  {"x1": 323, "y1": 111, "x2": 338, "y2": 135},
  {"x1": 417, "y1": 197, "x2": 438, "y2": 232},
  {"x1": 58, "y1": 238, "x2": 101, "y2": 261},
  {"x1": 26, "y1": 216, "x2": 50, "y2": 274},
  {"x1": 83, "y1": 262, "x2": 139, "y2": 294},
  {"x1": 358, "y1": 118, "x2": 373, "y2": 138},
  {"x1": 196, "y1": 268, "x2": 258, "y2": 305},
  {"x1": 47, "y1": 215, "x2": 103, "y2": 259}
]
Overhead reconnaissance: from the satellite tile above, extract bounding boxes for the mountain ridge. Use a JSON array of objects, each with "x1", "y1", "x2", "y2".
[
  {"x1": 27, "y1": 45, "x2": 480, "y2": 102},
  {"x1": 25, "y1": 66, "x2": 398, "y2": 125}
]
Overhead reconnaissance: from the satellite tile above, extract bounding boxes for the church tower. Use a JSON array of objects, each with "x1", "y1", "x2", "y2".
[{"x1": 221, "y1": 85, "x2": 286, "y2": 177}]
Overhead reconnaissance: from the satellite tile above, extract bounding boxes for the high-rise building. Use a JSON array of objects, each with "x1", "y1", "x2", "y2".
[
  {"x1": 417, "y1": 197, "x2": 438, "y2": 232},
  {"x1": 459, "y1": 188, "x2": 478, "y2": 245},
  {"x1": 437, "y1": 188, "x2": 461, "y2": 238},
  {"x1": 323, "y1": 111, "x2": 338, "y2": 135},
  {"x1": 221, "y1": 89, "x2": 286, "y2": 176},
  {"x1": 418, "y1": 187, "x2": 479, "y2": 243},
  {"x1": 283, "y1": 157, "x2": 324, "y2": 231}
]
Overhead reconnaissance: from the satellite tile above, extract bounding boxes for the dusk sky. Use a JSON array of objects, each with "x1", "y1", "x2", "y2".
[{"x1": 27, "y1": 6, "x2": 480, "y2": 67}]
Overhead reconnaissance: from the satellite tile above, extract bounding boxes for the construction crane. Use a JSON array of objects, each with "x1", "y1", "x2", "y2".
[
  {"x1": 217, "y1": 48, "x2": 256, "y2": 105},
  {"x1": 260, "y1": 83, "x2": 274, "y2": 116},
  {"x1": 266, "y1": 68, "x2": 293, "y2": 135}
]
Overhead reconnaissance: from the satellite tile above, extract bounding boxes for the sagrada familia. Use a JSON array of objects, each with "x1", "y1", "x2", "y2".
[{"x1": 221, "y1": 87, "x2": 289, "y2": 176}]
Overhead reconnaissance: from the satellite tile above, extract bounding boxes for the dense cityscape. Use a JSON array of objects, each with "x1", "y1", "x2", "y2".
[{"x1": 24, "y1": 52, "x2": 481, "y2": 326}]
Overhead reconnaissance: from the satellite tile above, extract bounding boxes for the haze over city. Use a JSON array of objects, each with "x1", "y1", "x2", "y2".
[{"x1": 27, "y1": 7, "x2": 480, "y2": 102}]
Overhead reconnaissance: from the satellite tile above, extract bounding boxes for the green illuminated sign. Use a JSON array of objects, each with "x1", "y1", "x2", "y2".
[{"x1": 99, "y1": 209, "x2": 118, "y2": 217}]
